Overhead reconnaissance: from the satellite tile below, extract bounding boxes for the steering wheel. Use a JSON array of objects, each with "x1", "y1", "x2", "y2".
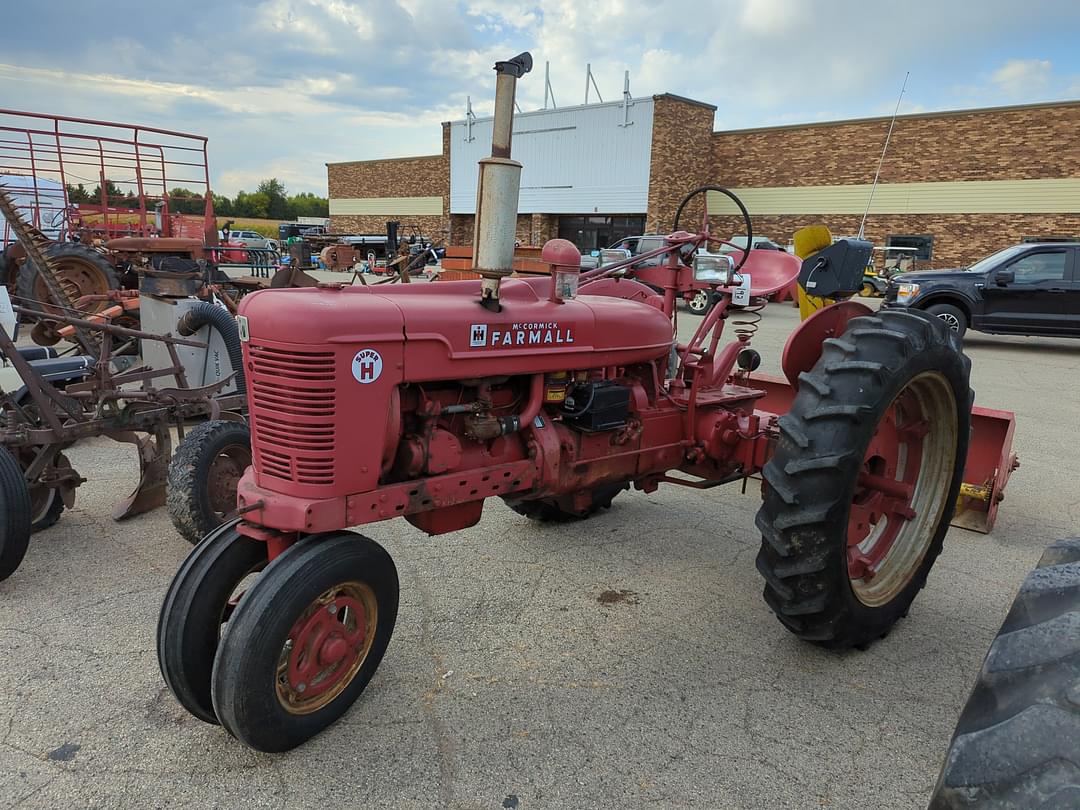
[{"x1": 672, "y1": 185, "x2": 753, "y2": 274}]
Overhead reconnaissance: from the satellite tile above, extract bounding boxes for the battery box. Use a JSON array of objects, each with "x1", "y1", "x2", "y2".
[{"x1": 562, "y1": 380, "x2": 630, "y2": 431}]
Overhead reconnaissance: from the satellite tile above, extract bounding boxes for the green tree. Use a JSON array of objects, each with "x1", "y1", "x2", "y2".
[
  {"x1": 65, "y1": 183, "x2": 91, "y2": 204},
  {"x1": 256, "y1": 178, "x2": 289, "y2": 220}
]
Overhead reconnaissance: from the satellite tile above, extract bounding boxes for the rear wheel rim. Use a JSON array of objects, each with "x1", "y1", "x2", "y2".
[
  {"x1": 276, "y1": 581, "x2": 378, "y2": 715},
  {"x1": 34, "y1": 257, "x2": 113, "y2": 314},
  {"x1": 846, "y1": 371, "x2": 958, "y2": 607}
]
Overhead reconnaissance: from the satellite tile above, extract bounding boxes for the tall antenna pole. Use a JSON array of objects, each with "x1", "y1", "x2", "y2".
[{"x1": 859, "y1": 71, "x2": 909, "y2": 240}]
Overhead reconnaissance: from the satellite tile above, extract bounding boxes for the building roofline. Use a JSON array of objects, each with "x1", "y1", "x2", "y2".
[
  {"x1": 652, "y1": 93, "x2": 717, "y2": 111},
  {"x1": 446, "y1": 95, "x2": 659, "y2": 125},
  {"x1": 713, "y1": 98, "x2": 1080, "y2": 136},
  {"x1": 326, "y1": 153, "x2": 443, "y2": 167}
]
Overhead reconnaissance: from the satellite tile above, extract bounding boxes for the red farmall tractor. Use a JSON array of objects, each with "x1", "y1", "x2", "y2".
[{"x1": 158, "y1": 53, "x2": 1003, "y2": 752}]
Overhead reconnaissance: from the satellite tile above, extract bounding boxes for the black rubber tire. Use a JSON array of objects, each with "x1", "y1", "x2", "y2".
[
  {"x1": 0, "y1": 447, "x2": 33, "y2": 582},
  {"x1": 929, "y1": 537, "x2": 1080, "y2": 809},
  {"x1": 926, "y1": 303, "x2": 968, "y2": 338},
  {"x1": 755, "y1": 309, "x2": 971, "y2": 649},
  {"x1": 687, "y1": 290, "x2": 712, "y2": 314},
  {"x1": 506, "y1": 482, "x2": 628, "y2": 523},
  {"x1": 157, "y1": 518, "x2": 267, "y2": 725},
  {"x1": 17, "y1": 242, "x2": 120, "y2": 311},
  {"x1": 167, "y1": 420, "x2": 251, "y2": 546},
  {"x1": 211, "y1": 532, "x2": 399, "y2": 752}
]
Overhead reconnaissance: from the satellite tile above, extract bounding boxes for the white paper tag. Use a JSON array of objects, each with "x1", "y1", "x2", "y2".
[{"x1": 732, "y1": 273, "x2": 751, "y2": 307}]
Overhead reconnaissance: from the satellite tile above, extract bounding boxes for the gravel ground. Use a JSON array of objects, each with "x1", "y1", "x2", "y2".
[{"x1": 0, "y1": 299, "x2": 1076, "y2": 809}]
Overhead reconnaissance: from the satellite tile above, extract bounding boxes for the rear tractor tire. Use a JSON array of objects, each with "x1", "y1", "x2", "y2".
[
  {"x1": 17, "y1": 242, "x2": 120, "y2": 316},
  {"x1": 756, "y1": 309, "x2": 971, "y2": 649},
  {"x1": 0, "y1": 447, "x2": 33, "y2": 582},
  {"x1": 167, "y1": 420, "x2": 252, "y2": 545},
  {"x1": 210, "y1": 532, "x2": 399, "y2": 752},
  {"x1": 506, "y1": 482, "x2": 629, "y2": 523},
  {"x1": 929, "y1": 537, "x2": 1080, "y2": 809}
]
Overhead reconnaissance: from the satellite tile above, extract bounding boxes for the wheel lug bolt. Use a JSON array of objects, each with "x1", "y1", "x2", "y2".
[
  {"x1": 284, "y1": 639, "x2": 293, "y2": 650},
  {"x1": 297, "y1": 682, "x2": 306, "y2": 693},
  {"x1": 327, "y1": 603, "x2": 338, "y2": 616}
]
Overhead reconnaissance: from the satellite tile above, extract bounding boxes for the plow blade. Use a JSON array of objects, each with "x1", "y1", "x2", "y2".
[{"x1": 751, "y1": 375, "x2": 1018, "y2": 534}]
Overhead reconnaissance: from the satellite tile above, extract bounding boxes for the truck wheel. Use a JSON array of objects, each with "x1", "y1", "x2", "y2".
[
  {"x1": 506, "y1": 482, "x2": 628, "y2": 522},
  {"x1": 167, "y1": 420, "x2": 251, "y2": 545},
  {"x1": 926, "y1": 303, "x2": 968, "y2": 338},
  {"x1": 0, "y1": 447, "x2": 32, "y2": 582},
  {"x1": 929, "y1": 537, "x2": 1080, "y2": 808},
  {"x1": 211, "y1": 532, "x2": 399, "y2": 752},
  {"x1": 755, "y1": 309, "x2": 971, "y2": 649},
  {"x1": 157, "y1": 518, "x2": 266, "y2": 725}
]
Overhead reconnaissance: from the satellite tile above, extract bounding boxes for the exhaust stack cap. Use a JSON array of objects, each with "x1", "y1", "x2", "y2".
[{"x1": 495, "y1": 52, "x2": 533, "y2": 78}]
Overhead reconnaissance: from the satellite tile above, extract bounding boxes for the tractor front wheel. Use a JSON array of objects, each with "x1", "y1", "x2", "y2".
[
  {"x1": 506, "y1": 482, "x2": 628, "y2": 522},
  {"x1": 157, "y1": 518, "x2": 267, "y2": 724},
  {"x1": 210, "y1": 532, "x2": 399, "y2": 752},
  {"x1": 756, "y1": 309, "x2": 971, "y2": 649}
]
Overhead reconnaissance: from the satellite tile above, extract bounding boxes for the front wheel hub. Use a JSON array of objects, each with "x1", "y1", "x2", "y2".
[{"x1": 277, "y1": 581, "x2": 377, "y2": 714}]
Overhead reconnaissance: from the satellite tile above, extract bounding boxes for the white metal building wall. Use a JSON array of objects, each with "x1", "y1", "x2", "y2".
[{"x1": 449, "y1": 98, "x2": 655, "y2": 215}]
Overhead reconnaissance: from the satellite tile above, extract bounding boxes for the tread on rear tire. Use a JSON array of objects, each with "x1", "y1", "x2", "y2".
[
  {"x1": 507, "y1": 482, "x2": 628, "y2": 522},
  {"x1": 755, "y1": 309, "x2": 971, "y2": 649},
  {"x1": 929, "y1": 537, "x2": 1080, "y2": 809}
]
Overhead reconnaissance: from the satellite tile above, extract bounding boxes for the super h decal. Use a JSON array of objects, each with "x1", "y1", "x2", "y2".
[
  {"x1": 351, "y1": 348, "x2": 383, "y2": 384},
  {"x1": 468, "y1": 322, "x2": 574, "y2": 348}
]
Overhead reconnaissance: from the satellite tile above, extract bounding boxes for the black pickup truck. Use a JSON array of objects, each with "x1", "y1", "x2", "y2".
[{"x1": 883, "y1": 242, "x2": 1080, "y2": 338}]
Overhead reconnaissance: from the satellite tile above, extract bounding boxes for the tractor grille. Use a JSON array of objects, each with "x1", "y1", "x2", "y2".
[{"x1": 247, "y1": 343, "x2": 336, "y2": 487}]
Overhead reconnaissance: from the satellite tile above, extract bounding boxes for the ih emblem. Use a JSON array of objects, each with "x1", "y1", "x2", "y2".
[
  {"x1": 351, "y1": 348, "x2": 383, "y2": 384},
  {"x1": 469, "y1": 324, "x2": 488, "y2": 347}
]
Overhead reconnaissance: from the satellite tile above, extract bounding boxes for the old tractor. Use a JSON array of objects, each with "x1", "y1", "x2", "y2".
[{"x1": 158, "y1": 53, "x2": 1008, "y2": 752}]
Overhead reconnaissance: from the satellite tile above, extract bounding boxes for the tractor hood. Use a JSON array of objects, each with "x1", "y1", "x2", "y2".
[{"x1": 238, "y1": 278, "x2": 675, "y2": 383}]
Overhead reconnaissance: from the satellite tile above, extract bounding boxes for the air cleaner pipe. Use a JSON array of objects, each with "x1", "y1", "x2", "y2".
[{"x1": 473, "y1": 52, "x2": 533, "y2": 312}]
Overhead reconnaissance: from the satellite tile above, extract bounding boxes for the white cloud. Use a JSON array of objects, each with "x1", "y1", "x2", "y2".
[{"x1": 991, "y1": 58, "x2": 1053, "y2": 97}]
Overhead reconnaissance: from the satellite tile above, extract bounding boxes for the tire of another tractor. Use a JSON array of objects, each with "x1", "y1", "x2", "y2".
[
  {"x1": 506, "y1": 482, "x2": 629, "y2": 523},
  {"x1": 0, "y1": 447, "x2": 33, "y2": 582},
  {"x1": 167, "y1": 420, "x2": 252, "y2": 546},
  {"x1": 926, "y1": 303, "x2": 968, "y2": 339},
  {"x1": 755, "y1": 309, "x2": 971, "y2": 650},
  {"x1": 17, "y1": 242, "x2": 120, "y2": 315},
  {"x1": 859, "y1": 282, "x2": 875, "y2": 298},
  {"x1": 928, "y1": 537, "x2": 1080, "y2": 809},
  {"x1": 211, "y1": 532, "x2": 399, "y2": 752},
  {"x1": 157, "y1": 518, "x2": 267, "y2": 725}
]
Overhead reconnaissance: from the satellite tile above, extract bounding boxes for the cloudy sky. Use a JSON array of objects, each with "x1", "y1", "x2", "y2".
[{"x1": 4, "y1": 0, "x2": 1079, "y2": 196}]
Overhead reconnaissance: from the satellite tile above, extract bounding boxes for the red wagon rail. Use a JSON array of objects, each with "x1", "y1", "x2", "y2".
[{"x1": 0, "y1": 108, "x2": 215, "y2": 245}]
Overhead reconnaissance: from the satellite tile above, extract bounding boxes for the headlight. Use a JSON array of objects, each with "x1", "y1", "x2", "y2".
[{"x1": 896, "y1": 282, "x2": 920, "y2": 302}]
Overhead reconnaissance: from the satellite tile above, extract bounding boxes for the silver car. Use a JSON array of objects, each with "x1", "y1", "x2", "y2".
[{"x1": 228, "y1": 230, "x2": 273, "y2": 250}]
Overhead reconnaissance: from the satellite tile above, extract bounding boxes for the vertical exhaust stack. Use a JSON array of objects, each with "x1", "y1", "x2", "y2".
[{"x1": 472, "y1": 52, "x2": 533, "y2": 312}]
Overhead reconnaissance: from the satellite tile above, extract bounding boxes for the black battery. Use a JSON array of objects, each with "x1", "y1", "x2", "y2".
[{"x1": 562, "y1": 381, "x2": 631, "y2": 431}]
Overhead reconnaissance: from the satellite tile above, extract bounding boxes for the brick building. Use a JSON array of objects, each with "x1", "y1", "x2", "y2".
[{"x1": 327, "y1": 97, "x2": 1080, "y2": 267}]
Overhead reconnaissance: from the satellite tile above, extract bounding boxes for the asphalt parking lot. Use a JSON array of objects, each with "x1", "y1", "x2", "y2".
[{"x1": 0, "y1": 298, "x2": 1077, "y2": 809}]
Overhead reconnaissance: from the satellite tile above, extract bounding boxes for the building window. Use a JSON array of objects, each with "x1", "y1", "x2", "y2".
[
  {"x1": 886, "y1": 234, "x2": 934, "y2": 261},
  {"x1": 557, "y1": 215, "x2": 646, "y2": 252}
]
